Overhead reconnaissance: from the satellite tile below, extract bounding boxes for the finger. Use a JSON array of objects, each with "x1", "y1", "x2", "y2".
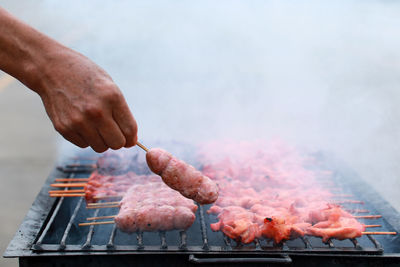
[
  {"x1": 112, "y1": 100, "x2": 138, "y2": 148},
  {"x1": 96, "y1": 118, "x2": 126, "y2": 150},
  {"x1": 61, "y1": 131, "x2": 89, "y2": 148},
  {"x1": 78, "y1": 124, "x2": 108, "y2": 153}
]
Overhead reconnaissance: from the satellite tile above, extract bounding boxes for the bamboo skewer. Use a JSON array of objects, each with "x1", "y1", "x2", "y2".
[
  {"x1": 136, "y1": 141, "x2": 149, "y2": 152},
  {"x1": 364, "y1": 225, "x2": 381, "y2": 228},
  {"x1": 347, "y1": 209, "x2": 370, "y2": 214},
  {"x1": 79, "y1": 221, "x2": 115, "y2": 226},
  {"x1": 55, "y1": 178, "x2": 89, "y2": 182},
  {"x1": 87, "y1": 201, "x2": 120, "y2": 206},
  {"x1": 49, "y1": 189, "x2": 85, "y2": 194},
  {"x1": 50, "y1": 193, "x2": 86, "y2": 197},
  {"x1": 50, "y1": 183, "x2": 87, "y2": 188},
  {"x1": 86, "y1": 205, "x2": 119, "y2": 209},
  {"x1": 362, "y1": 232, "x2": 396, "y2": 235},
  {"x1": 87, "y1": 215, "x2": 117, "y2": 221},
  {"x1": 93, "y1": 195, "x2": 124, "y2": 200},
  {"x1": 354, "y1": 215, "x2": 382, "y2": 219}
]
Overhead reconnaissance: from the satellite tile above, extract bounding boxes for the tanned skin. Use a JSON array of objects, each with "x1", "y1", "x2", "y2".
[{"x1": 0, "y1": 7, "x2": 138, "y2": 152}]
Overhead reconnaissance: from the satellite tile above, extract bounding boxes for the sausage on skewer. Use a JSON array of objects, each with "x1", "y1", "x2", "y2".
[{"x1": 146, "y1": 148, "x2": 219, "y2": 204}]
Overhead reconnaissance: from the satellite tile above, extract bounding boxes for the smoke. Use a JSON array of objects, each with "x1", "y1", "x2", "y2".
[{"x1": 5, "y1": 1, "x2": 400, "y2": 207}]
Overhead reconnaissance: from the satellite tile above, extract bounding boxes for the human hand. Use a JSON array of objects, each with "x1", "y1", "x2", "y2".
[{"x1": 35, "y1": 48, "x2": 137, "y2": 152}]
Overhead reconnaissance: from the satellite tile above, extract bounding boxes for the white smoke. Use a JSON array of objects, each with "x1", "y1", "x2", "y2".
[{"x1": 4, "y1": 0, "x2": 400, "y2": 209}]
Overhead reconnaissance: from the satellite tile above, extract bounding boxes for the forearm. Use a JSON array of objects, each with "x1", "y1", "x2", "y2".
[
  {"x1": 0, "y1": 7, "x2": 138, "y2": 151},
  {"x1": 0, "y1": 7, "x2": 63, "y2": 93}
]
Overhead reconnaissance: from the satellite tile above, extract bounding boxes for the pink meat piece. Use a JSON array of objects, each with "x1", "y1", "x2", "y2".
[
  {"x1": 115, "y1": 180, "x2": 197, "y2": 232},
  {"x1": 146, "y1": 148, "x2": 219, "y2": 204}
]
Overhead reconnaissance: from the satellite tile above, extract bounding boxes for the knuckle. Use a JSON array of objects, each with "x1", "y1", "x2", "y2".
[
  {"x1": 124, "y1": 134, "x2": 136, "y2": 147},
  {"x1": 109, "y1": 138, "x2": 125, "y2": 150},
  {"x1": 69, "y1": 115, "x2": 85, "y2": 129},
  {"x1": 71, "y1": 139, "x2": 88, "y2": 148},
  {"x1": 92, "y1": 145, "x2": 108, "y2": 153},
  {"x1": 54, "y1": 123, "x2": 68, "y2": 134},
  {"x1": 123, "y1": 126, "x2": 138, "y2": 147},
  {"x1": 109, "y1": 143, "x2": 124, "y2": 150},
  {"x1": 76, "y1": 143, "x2": 89, "y2": 149},
  {"x1": 84, "y1": 104, "x2": 103, "y2": 119},
  {"x1": 104, "y1": 88, "x2": 123, "y2": 102}
]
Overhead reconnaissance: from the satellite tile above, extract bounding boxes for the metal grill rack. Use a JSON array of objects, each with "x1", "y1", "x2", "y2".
[
  {"x1": 32, "y1": 165, "x2": 385, "y2": 255},
  {"x1": 5, "y1": 154, "x2": 400, "y2": 267}
]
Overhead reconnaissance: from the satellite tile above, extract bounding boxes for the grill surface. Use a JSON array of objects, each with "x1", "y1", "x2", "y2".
[{"x1": 4, "y1": 152, "x2": 400, "y2": 266}]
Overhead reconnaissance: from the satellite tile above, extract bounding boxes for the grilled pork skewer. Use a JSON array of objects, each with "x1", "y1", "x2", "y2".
[
  {"x1": 51, "y1": 141, "x2": 219, "y2": 204},
  {"x1": 80, "y1": 180, "x2": 198, "y2": 232},
  {"x1": 145, "y1": 147, "x2": 219, "y2": 204}
]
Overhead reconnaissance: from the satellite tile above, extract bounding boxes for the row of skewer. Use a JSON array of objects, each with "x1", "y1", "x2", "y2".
[{"x1": 49, "y1": 174, "x2": 397, "y2": 236}]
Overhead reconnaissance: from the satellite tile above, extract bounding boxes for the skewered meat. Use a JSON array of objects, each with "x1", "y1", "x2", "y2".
[
  {"x1": 307, "y1": 206, "x2": 365, "y2": 242},
  {"x1": 209, "y1": 206, "x2": 261, "y2": 244},
  {"x1": 260, "y1": 217, "x2": 311, "y2": 243},
  {"x1": 200, "y1": 140, "x2": 365, "y2": 244},
  {"x1": 84, "y1": 171, "x2": 158, "y2": 203},
  {"x1": 146, "y1": 148, "x2": 219, "y2": 204},
  {"x1": 115, "y1": 179, "x2": 198, "y2": 232}
]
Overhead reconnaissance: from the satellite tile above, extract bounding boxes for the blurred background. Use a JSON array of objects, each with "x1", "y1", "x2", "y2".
[{"x1": 1, "y1": 1, "x2": 400, "y2": 266}]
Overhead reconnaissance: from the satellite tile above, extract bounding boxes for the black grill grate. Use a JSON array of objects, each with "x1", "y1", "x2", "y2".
[
  {"x1": 32, "y1": 164, "x2": 386, "y2": 255},
  {"x1": 5, "y1": 152, "x2": 400, "y2": 267}
]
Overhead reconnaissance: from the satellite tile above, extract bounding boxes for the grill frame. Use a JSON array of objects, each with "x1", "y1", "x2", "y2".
[{"x1": 5, "y1": 153, "x2": 400, "y2": 266}]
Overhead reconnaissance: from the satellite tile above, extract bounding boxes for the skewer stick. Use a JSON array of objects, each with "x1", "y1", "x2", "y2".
[
  {"x1": 79, "y1": 221, "x2": 115, "y2": 226},
  {"x1": 362, "y1": 232, "x2": 396, "y2": 235},
  {"x1": 87, "y1": 201, "x2": 120, "y2": 206},
  {"x1": 55, "y1": 178, "x2": 89, "y2": 182},
  {"x1": 50, "y1": 183, "x2": 87, "y2": 188},
  {"x1": 87, "y1": 215, "x2": 117, "y2": 221},
  {"x1": 347, "y1": 209, "x2": 370, "y2": 214},
  {"x1": 86, "y1": 205, "x2": 119, "y2": 209},
  {"x1": 50, "y1": 193, "x2": 86, "y2": 197},
  {"x1": 354, "y1": 215, "x2": 382, "y2": 219},
  {"x1": 136, "y1": 141, "x2": 149, "y2": 152},
  {"x1": 49, "y1": 189, "x2": 85, "y2": 194},
  {"x1": 93, "y1": 195, "x2": 124, "y2": 200},
  {"x1": 364, "y1": 225, "x2": 381, "y2": 228}
]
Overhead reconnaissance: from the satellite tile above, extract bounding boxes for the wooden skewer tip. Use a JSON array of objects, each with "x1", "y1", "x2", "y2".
[
  {"x1": 87, "y1": 215, "x2": 117, "y2": 221},
  {"x1": 87, "y1": 201, "x2": 120, "y2": 206},
  {"x1": 362, "y1": 232, "x2": 397, "y2": 235},
  {"x1": 86, "y1": 205, "x2": 120, "y2": 209},
  {"x1": 136, "y1": 141, "x2": 149, "y2": 152},
  {"x1": 354, "y1": 215, "x2": 382, "y2": 219},
  {"x1": 50, "y1": 193, "x2": 86, "y2": 197},
  {"x1": 50, "y1": 183, "x2": 87, "y2": 188},
  {"x1": 79, "y1": 221, "x2": 115, "y2": 226},
  {"x1": 49, "y1": 189, "x2": 85, "y2": 194},
  {"x1": 93, "y1": 195, "x2": 123, "y2": 200}
]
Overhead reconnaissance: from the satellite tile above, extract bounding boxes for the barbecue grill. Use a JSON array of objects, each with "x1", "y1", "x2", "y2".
[{"x1": 4, "y1": 151, "x2": 400, "y2": 266}]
